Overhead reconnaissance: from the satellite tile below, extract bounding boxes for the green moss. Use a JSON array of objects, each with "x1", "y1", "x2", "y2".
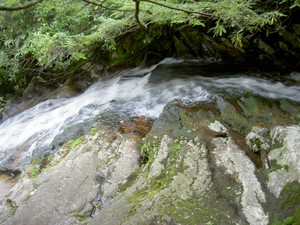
[
  {"x1": 291, "y1": 207, "x2": 300, "y2": 225},
  {"x1": 127, "y1": 186, "x2": 151, "y2": 217},
  {"x1": 161, "y1": 196, "x2": 233, "y2": 225},
  {"x1": 238, "y1": 95, "x2": 260, "y2": 117},
  {"x1": 163, "y1": 198, "x2": 205, "y2": 224},
  {"x1": 42, "y1": 159, "x2": 60, "y2": 171},
  {"x1": 6, "y1": 199, "x2": 17, "y2": 215},
  {"x1": 218, "y1": 94, "x2": 291, "y2": 135},
  {"x1": 0, "y1": 96, "x2": 5, "y2": 113},
  {"x1": 63, "y1": 136, "x2": 85, "y2": 150},
  {"x1": 220, "y1": 105, "x2": 251, "y2": 134},
  {"x1": 272, "y1": 207, "x2": 300, "y2": 225},
  {"x1": 73, "y1": 212, "x2": 89, "y2": 221},
  {"x1": 234, "y1": 96, "x2": 265, "y2": 128},
  {"x1": 88, "y1": 127, "x2": 98, "y2": 135},
  {"x1": 71, "y1": 136, "x2": 85, "y2": 150},
  {"x1": 139, "y1": 137, "x2": 161, "y2": 164},
  {"x1": 42, "y1": 135, "x2": 86, "y2": 169},
  {"x1": 42, "y1": 145, "x2": 77, "y2": 171},
  {"x1": 29, "y1": 166, "x2": 40, "y2": 179},
  {"x1": 280, "y1": 181, "x2": 300, "y2": 211},
  {"x1": 27, "y1": 158, "x2": 43, "y2": 179},
  {"x1": 148, "y1": 104, "x2": 198, "y2": 140},
  {"x1": 279, "y1": 99, "x2": 300, "y2": 123},
  {"x1": 118, "y1": 168, "x2": 142, "y2": 193},
  {"x1": 128, "y1": 139, "x2": 185, "y2": 216},
  {"x1": 270, "y1": 182, "x2": 300, "y2": 225},
  {"x1": 42, "y1": 148, "x2": 72, "y2": 172},
  {"x1": 37, "y1": 135, "x2": 88, "y2": 173}
]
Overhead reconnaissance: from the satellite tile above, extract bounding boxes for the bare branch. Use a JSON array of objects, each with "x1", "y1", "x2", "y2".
[
  {"x1": 140, "y1": 0, "x2": 212, "y2": 18},
  {"x1": 0, "y1": 0, "x2": 43, "y2": 11},
  {"x1": 133, "y1": 0, "x2": 147, "y2": 30},
  {"x1": 81, "y1": 0, "x2": 132, "y2": 12}
]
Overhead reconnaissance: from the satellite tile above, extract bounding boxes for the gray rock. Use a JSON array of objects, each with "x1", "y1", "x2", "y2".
[
  {"x1": 90, "y1": 135, "x2": 217, "y2": 225},
  {"x1": 267, "y1": 126, "x2": 300, "y2": 197},
  {"x1": 90, "y1": 132, "x2": 269, "y2": 225},
  {"x1": 147, "y1": 135, "x2": 172, "y2": 178},
  {"x1": 208, "y1": 120, "x2": 228, "y2": 134},
  {"x1": 212, "y1": 137, "x2": 268, "y2": 225},
  {"x1": 0, "y1": 130, "x2": 140, "y2": 225},
  {"x1": 246, "y1": 127, "x2": 270, "y2": 153},
  {"x1": 1, "y1": 122, "x2": 300, "y2": 225}
]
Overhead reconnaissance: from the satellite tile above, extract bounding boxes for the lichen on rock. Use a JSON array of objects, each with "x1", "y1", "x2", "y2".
[
  {"x1": 0, "y1": 129, "x2": 141, "y2": 225},
  {"x1": 246, "y1": 127, "x2": 270, "y2": 153},
  {"x1": 1, "y1": 98, "x2": 300, "y2": 225},
  {"x1": 267, "y1": 126, "x2": 300, "y2": 198},
  {"x1": 212, "y1": 137, "x2": 269, "y2": 225}
]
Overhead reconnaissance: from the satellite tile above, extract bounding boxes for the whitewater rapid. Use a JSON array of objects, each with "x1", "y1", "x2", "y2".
[{"x1": 1, "y1": 58, "x2": 300, "y2": 171}]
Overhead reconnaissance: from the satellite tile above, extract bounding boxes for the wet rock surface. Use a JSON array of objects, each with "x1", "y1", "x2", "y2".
[
  {"x1": 119, "y1": 116, "x2": 153, "y2": 137},
  {"x1": 0, "y1": 130, "x2": 141, "y2": 225},
  {"x1": 0, "y1": 95, "x2": 300, "y2": 225}
]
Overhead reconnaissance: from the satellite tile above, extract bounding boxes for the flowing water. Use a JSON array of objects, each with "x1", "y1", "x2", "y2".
[{"x1": 1, "y1": 58, "x2": 300, "y2": 171}]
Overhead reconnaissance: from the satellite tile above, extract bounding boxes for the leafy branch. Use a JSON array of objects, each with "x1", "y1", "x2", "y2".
[
  {"x1": 0, "y1": 0, "x2": 44, "y2": 11},
  {"x1": 132, "y1": 0, "x2": 213, "y2": 29},
  {"x1": 133, "y1": 0, "x2": 147, "y2": 30},
  {"x1": 140, "y1": 0, "x2": 212, "y2": 18},
  {"x1": 81, "y1": 0, "x2": 132, "y2": 12}
]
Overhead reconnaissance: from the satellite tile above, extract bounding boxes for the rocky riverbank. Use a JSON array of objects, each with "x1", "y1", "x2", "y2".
[{"x1": 1, "y1": 93, "x2": 299, "y2": 225}]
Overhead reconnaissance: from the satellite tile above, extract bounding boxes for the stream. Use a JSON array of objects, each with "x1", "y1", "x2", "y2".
[{"x1": 1, "y1": 58, "x2": 300, "y2": 172}]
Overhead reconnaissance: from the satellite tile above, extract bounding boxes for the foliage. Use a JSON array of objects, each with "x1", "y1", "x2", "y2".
[
  {"x1": 0, "y1": 0, "x2": 298, "y2": 91},
  {"x1": 271, "y1": 182, "x2": 300, "y2": 225},
  {"x1": 0, "y1": 96, "x2": 5, "y2": 113},
  {"x1": 281, "y1": 0, "x2": 300, "y2": 8}
]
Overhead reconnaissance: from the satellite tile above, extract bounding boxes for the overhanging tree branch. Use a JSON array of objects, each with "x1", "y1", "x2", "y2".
[
  {"x1": 132, "y1": 0, "x2": 213, "y2": 29},
  {"x1": 133, "y1": 0, "x2": 147, "y2": 30},
  {"x1": 140, "y1": 0, "x2": 212, "y2": 18},
  {"x1": 81, "y1": 0, "x2": 132, "y2": 12},
  {"x1": 0, "y1": 0, "x2": 43, "y2": 11}
]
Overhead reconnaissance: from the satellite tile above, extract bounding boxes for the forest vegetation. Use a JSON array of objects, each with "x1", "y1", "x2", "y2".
[{"x1": 0, "y1": 0, "x2": 299, "y2": 96}]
